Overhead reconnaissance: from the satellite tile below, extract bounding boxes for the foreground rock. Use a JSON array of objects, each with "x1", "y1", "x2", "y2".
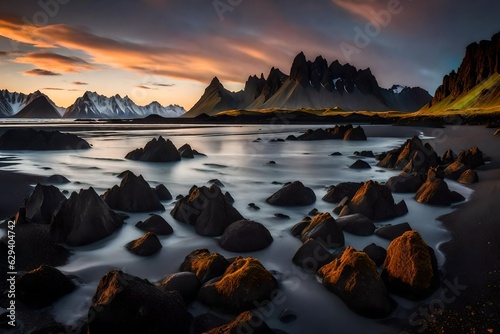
[
  {"x1": 292, "y1": 238, "x2": 339, "y2": 272},
  {"x1": 1, "y1": 222, "x2": 70, "y2": 271},
  {"x1": 385, "y1": 173, "x2": 424, "y2": 193},
  {"x1": 88, "y1": 270, "x2": 191, "y2": 333},
  {"x1": 322, "y1": 182, "x2": 363, "y2": 203},
  {"x1": 125, "y1": 136, "x2": 181, "y2": 162},
  {"x1": 178, "y1": 143, "x2": 205, "y2": 158},
  {"x1": 339, "y1": 181, "x2": 408, "y2": 221},
  {"x1": 154, "y1": 184, "x2": 173, "y2": 201},
  {"x1": 382, "y1": 231, "x2": 439, "y2": 300},
  {"x1": 125, "y1": 232, "x2": 162, "y2": 256},
  {"x1": 457, "y1": 146, "x2": 484, "y2": 169},
  {"x1": 50, "y1": 187, "x2": 123, "y2": 246},
  {"x1": 180, "y1": 249, "x2": 230, "y2": 283},
  {"x1": 159, "y1": 272, "x2": 201, "y2": 303},
  {"x1": 377, "y1": 136, "x2": 438, "y2": 174},
  {"x1": 17, "y1": 265, "x2": 76, "y2": 308},
  {"x1": 375, "y1": 222, "x2": 413, "y2": 241},
  {"x1": 204, "y1": 311, "x2": 275, "y2": 334},
  {"x1": 25, "y1": 184, "x2": 66, "y2": 224},
  {"x1": 318, "y1": 247, "x2": 394, "y2": 318},
  {"x1": 103, "y1": 172, "x2": 165, "y2": 212},
  {"x1": 299, "y1": 212, "x2": 345, "y2": 248},
  {"x1": 458, "y1": 169, "x2": 479, "y2": 184},
  {"x1": 171, "y1": 184, "x2": 244, "y2": 236},
  {"x1": 349, "y1": 160, "x2": 371, "y2": 169},
  {"x1": 135, "y1": 214, "x2": 173, "y2": 235},
  {"x1": 266, "y1": 181, "x2": 316, "y2": 206},
  {"x1": 0, "y1": 129, "x2": 91, "y2": 150},
  {"x1": 363, "y1": 243, "x2": 387, "y2": 267},
  {"x1": 343, "y1": 126, "x2": 367, "y2": 140},
  {"x1": 219, "y1": 220, "x2": 273, "y2": 252},
  {"x1": 415, "y1": 169, "x2": 464, "y2": 206},
  {"x1": 199, "y1": 257, "x2": 278, "y2": 313},
  {"x1": 336, "y1": 213, "x2": 375, "y2": 236}
]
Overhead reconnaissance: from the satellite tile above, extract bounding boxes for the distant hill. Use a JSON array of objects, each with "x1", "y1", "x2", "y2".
[
  {"x1": 422, "y1": 31, "x2": 500, "y2": 113},
  {"x1": 185, "y1": 52, "x2": 432, "y2": 117}
]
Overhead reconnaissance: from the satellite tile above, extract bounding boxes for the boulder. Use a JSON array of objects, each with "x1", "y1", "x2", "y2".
[
  {"x1": 125, "y1": 232, "x2": 162, "y2": 256},
  {"x1": 88, "y1": 270, "x2": 191, "y2": 333},
  {"x1": 178, "y1": 143, "x2": 195, "y2": 158},
  {"x1": 336, "y1": 213, "x2": 375, "y2": 236},
  {"x1": 198, "y1": 257, "x2": 278, "y2": 313},
  {"x1": 46, "y1": 174, "x2": 70, "y2": 184},
  {"x1": 377, "y1": 137, "x2": 438, "y2": 173},
  {"x1": 363, "y1": 243, "x2": 387, "y2": 267},
  {"x1": 50, "y1": 187, "x2": 123, "y2": 246},
  {"x1": 385, "y1": 173, "x2": 424, "y2": 193},
  {"x1": 382, "y1": 231, "x2": 439, "y2": 300},
  {"x1": 0, "y1": 129, "x2": 91, "y2": 150},
  {"x1": 266, "y1": 181, "x2": 316, "y2": 206},
  {"x1": 159, "y1": 272, "x2": 201, "y2": 303},
  {"x1": 457, "y1": 146, "x2": 484, "y2": 169},
  {"x1": 180, "y1": 249, "x2": 230, "y2": 283},
  {"x1": 103, "y1": 172, "x2": 165, "y2": 212},
  {"x1": 318, "y1": 247, "x2": 394, "y2": 318},
  {"x1": 17, "y1": 265, "x2": 76, "y2": 308},
  {"x1": 375, "y1": 222, "x2": 413, "y2": 241},
  {"x1": 25, "y1": 184, "x2": 66, "y2": 224},
  {"x1": 125, "y1": 136, "x2": 181, "y2": 162},
  {"x1": 290, "y1": 219, "x2": 310, "y2": 237},
  {"x1": 322, "y1": 182, "x2": 363, "y2": 203},
  {"x1": 171, "y1": 184, "x2": 244, "y2": 236},
  {"x1": 415, "y1": 178, "x2": 454, "y2": 206},
  {"x1": 349, "y1": 160, "x2": 371, "y2": 169},
  {"x1": 190, "y1": 313, "x2": 228, "y2": 334},
  {"x1": 154, "y1": 184, "x2": 172, "y2": 201},
  {"x1": 458, "y1": 169, "x2": 479, "y2": 184},
  {"x1": 339, "y1": 181, "x2": 407, "y2": 221},
  {"x1": 300, "y1": 212, "x2": 345, "y2": 248},
  {"x1": 135, "y1": 214, "x2": 173, "y2": 235},
  {"x1": 204, "y1": 311, "x2": 275, "y2": 334},
  {"x1": 343, "y1": 126, "x2": 367, "y2": 140},
  {"x1": 292, "y1": 238, "x2": 338, "y2": 272},
  {"x1": 1, "y1": 223, "x2": 69, "y2": 271},
  {"x1": 441, "y1": 149, "x2": 456, "y2": 165},
  {"x1": 219, "y1": 220, "x2": 273, "y2": 252},
  {"x1": 224, "y1": 191, "x2": 235, "y2": 204},
  {"x1": 354, "y1": 150, "x2": 375, "y2": 158},
  {"x1": 444, "y1": 161, "x2": 468, "y2": 180}
]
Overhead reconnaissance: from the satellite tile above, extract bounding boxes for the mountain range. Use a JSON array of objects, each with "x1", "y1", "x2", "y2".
[
  {"x1": 0, "y1": 90, "x2": 186, "y2": 118},
  {"x1": 421, "y1": 31, "x2": 500, "y2": 113},
  {"x1": 186, "y1": 52, "x2": 433, "y2": 116}
]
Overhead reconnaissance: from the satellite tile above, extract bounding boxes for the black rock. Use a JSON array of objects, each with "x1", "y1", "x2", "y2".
[
  {"x1": 292, "y1": 238, "x2": 338, "y2": 272},
  {"x1": 50, "y1": 187, "x2": 123, "y2": 246},
  {"x1": 125, "y1": 232, "x2": 162, "y2": 256},
  {"x1": 322, "y1": 182, "x2": 363, "y2": 203},
  {"x1": 336, "y1": 213, "x2": 375, "y2": 236},
  {"x1": 155, "y1": 184, "x2": 173, "y2": 201},
  {"x1": 363, "y1": 243, "x2": 387, "y2": 267},
  {"x1": 46, "y1": 174, "x2": 70, "y2": 184},
  {"x1": 135, "y1": 214, "x2": 173, "y2": 235},
  {"x1": 17, "y1": 265, "x2": 76, "y2": 308},
  {"x1": 0, "y1": 129, "x2": 91, "y2": 150},
  {"x1": 125, "y1": 136, "x2": 181, "y2": 162},
  {"x1": 274, "y1": 213, "x2": 290, "y2": 219},
  {"x1": 88, "y1": 270, "x2": 191, "y2": 334},
  {"x1": 349, "y1": 160, "x2": 371, "y2": 169},
  {"x1": 159, "y1": 272, "x2": 201, "y2": 303},
  {"x1": 267, "y1": 181, "x2": 316, "y2": 206},
  {"x1": 25, "y1": 184, "x2": 66, "y2": 224},
  {"x1": 219, "y1": 220, "x2": 273, "y2": 252},
  {"x1": 375, "y1": 223, "x2": 413, "y2": 241},
  {"x1": 103, "y1": 172, "x2": 165, "y2": 212}
]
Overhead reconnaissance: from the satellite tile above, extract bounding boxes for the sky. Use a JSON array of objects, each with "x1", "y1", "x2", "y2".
[{"x1": 0, "y1": 0, "x2": 498, "y2": 110}]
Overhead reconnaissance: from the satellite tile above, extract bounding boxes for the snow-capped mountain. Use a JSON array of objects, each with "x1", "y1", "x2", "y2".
[
  {"x1": 64, "y1": 91, "x2": 186, "y2": 118},
  {"x1": 0, "y1": 90, "x2": 65, "y2": 118},
  {"x1": 0, "y1": 89, "x2": 30, "y2": 117}
]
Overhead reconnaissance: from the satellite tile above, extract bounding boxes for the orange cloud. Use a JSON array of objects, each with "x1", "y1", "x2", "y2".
[
  {"x1": 14, "y1": 51, "x2": 94, "y2": 73},
  {"x1": 331, "y1": 0, "x2": 389, "y2": 24}
]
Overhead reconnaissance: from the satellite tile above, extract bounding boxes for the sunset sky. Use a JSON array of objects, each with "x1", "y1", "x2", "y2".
[{"x1": 0, "y1": 0, "x2": 498, "y2": 110}]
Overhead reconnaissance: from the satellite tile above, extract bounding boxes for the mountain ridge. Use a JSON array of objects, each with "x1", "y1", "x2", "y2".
[{"x1": 185, "y1": 52, "x2": 433, "y2": 117}]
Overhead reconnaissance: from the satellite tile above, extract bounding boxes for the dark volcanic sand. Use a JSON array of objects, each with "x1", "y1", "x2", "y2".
[{"x1": 399, "y1": 126, "x2": 500, "y2": 333}]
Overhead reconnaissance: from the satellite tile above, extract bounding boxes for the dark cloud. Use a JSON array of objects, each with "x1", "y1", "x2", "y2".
[
  {"x1": 136, "y1": 85, "x2": 157, "y2": 90},
  {"x1": 42, "y1": 87, "x2": 64, "y2": 90},
  {"x1": 148, "y1": 82, "x2": 175, "y2": 87},
  {"x1": 24, "y1": 68, "x2": 61, "y2": 76},
  {"x1": 72, "y1": 81, "x2": 88, "y2": 85}
]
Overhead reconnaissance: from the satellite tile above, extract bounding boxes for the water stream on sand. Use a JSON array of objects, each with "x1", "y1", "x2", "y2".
[{"x1": 0, "y1": 124, "x2": 473, "y2": 333}]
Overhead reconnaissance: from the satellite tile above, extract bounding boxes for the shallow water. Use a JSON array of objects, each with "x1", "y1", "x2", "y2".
[{"x1": 0, "y1": 124, "x2": 473, "y2": 333}]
